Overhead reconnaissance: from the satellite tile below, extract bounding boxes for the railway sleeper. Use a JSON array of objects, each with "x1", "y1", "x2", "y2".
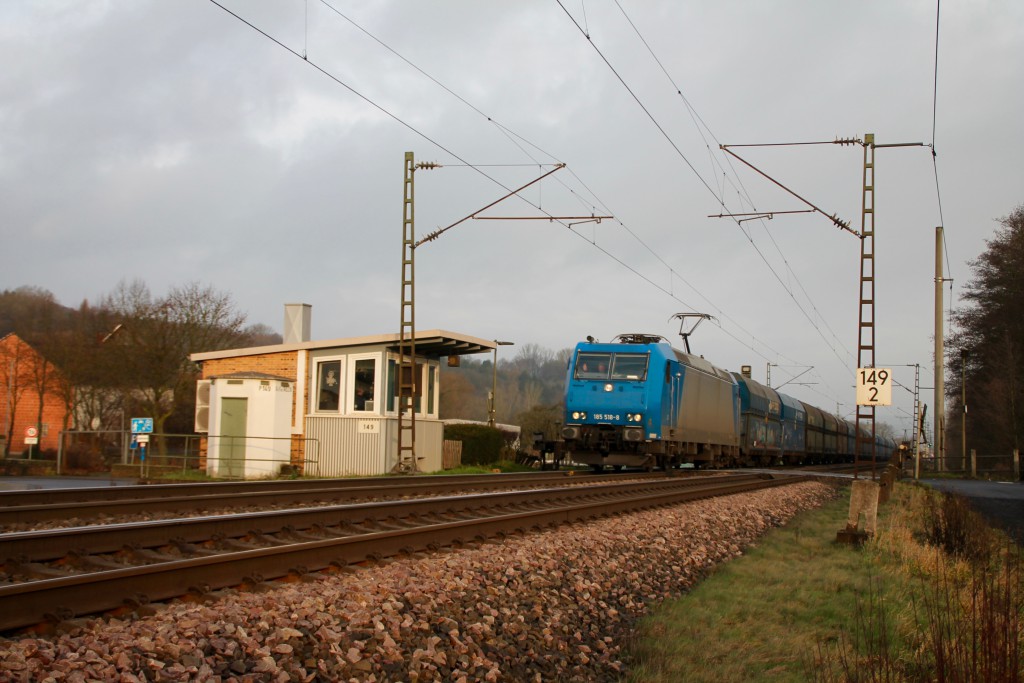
[
  {"x1": 4, "y1": 558, "x2": 75, "y2": 581},
  {"x1": 320, "y1": 526, "x2": 359, "y2": 539},
  {"x1": 239, "y1": 573, "x2": 273, "y2": 592},
  {"x1": 126, "y1": 546, "x2": 185, "y2": 563},
  {"x1": 116, "y1": 592, "x2": 157, "y2": 619},
  {"x1": 277, "y1": 527, "x2": 327, "y2": 542},
  {"x1": 217, "y1": 537, "x2": 266, "y2": 551},
  {"x1": 171, "y1": 539, "x2": 221, "y2": 557},
  {"x1": 242, "y1": 530, "x2": 292, "y2": 547},
  {"x1": 279, "y1": 565, "x2": 318, "y2": 584},
  {"x1": 373, "y1": 517, "x2": 412, "y2": 531},
  {"x1": 65, "y1": 550, "x2": 134, "y2": 571},
  {"x1": 182, "y1": 584, "x2": 214, "y2": 603}
]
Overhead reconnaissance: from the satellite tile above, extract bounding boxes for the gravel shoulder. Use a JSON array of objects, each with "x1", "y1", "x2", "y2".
[{"x1": 0, "y1": 481, "x2": 838, "y2": 682}]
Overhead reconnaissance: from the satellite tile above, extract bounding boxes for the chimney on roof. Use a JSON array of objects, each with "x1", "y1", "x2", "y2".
[{"x1": 284, "y1": 304, "x2": 311, "y2": 344}]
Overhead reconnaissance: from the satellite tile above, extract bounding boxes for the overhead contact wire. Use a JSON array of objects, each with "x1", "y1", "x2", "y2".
[
  {"x1": 601, "y1": 1, "x2": 856, "y2": 376},
  {"x1": 313, "y1": 0, "x2": 791, "y2": 363},
  {"x1": 212, "y1": 0, "x2": 805, "y2": 370}
]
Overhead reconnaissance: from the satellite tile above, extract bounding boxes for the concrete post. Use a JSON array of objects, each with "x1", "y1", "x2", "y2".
[
  {"x1": 837, "y1": 479, "x2": 881, "y2": 545},
  {"x1": 970, "y1": 448, "x2": 976, "y2": 478},
  {"x1": 1014, "y1": 449, "x2": 1020, "y2": 481}
]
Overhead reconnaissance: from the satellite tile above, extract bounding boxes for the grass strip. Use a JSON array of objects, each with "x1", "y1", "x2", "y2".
[{"x1": 627, "y1": 487, "x2": 900, "y2": 683}]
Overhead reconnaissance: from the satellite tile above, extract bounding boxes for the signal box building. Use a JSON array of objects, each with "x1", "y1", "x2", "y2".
[{"x1": 190, "y1": 304, "x2": 493, "y2": 478}]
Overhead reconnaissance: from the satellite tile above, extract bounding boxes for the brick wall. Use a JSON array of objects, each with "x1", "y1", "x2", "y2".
[
  {"x1": 199, "y1": 350, "x2": 309, "y2": 469},
  {"x1": 0, "y1": 334, "x2": 71, "y2": 457}
]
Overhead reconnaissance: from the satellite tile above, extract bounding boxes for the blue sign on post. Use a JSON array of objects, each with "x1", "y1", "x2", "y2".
[{"x1": 131, "y1": 418, "x2": 154, "y2": 434}]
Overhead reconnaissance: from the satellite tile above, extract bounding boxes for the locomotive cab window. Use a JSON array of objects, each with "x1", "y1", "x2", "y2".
[
  {"x1": 611, "y1": 353, "x2": 648, "y2": 381},
  {"x1": 575, "y1": 353, "x2": 611, "y2": 379}
]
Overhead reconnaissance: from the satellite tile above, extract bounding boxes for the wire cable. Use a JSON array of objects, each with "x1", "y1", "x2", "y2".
[
  {"x1": 929, "y1": 0, "x2": 953, "y2": 289},
  {"x1": 306, "y1": 0, "x2": 802, "y2": 364},
  {"x1": 565, "y1": 1, "x2": 857, "y2": 379},
  {"x1": 212, "y1": 0, "x2": 859, "y2": 398}
]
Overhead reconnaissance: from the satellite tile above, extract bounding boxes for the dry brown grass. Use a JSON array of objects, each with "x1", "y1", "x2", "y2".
[{"x1": 629, "y1": 481, "x2": 1023, "y2": 683}]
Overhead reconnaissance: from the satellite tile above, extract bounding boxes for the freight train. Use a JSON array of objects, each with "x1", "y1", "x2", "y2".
[{"x1": 560, "y1": 333, "x2": 896, "y2": 471}]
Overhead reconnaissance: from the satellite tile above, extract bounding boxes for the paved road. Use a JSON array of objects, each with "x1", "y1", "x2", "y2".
[{"x1": 920, "y1": 478, "x2": 1024, "y2": 543}]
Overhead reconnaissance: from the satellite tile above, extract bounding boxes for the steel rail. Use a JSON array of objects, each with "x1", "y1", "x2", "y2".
[
  {"x1": 0, "y1": 471, "x2": 668, "y2": 526},
  {"x1": 0, "y1": 475, "x2": 767, "y2": 563},
  {"x1": 0, "y1": 475, "x2": 799, "y2": 632},
  {"x1": 0, "y1": 471, "x2": 621, "y2": 506}
]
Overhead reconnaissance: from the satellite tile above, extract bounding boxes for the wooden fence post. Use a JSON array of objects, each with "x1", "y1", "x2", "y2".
[
  {"x1": 970, "y1": 449, "x2": 976, "y2": 478},
  {"x1": 1014, "y1": 449, "x2": 1020, "y2": 481}
]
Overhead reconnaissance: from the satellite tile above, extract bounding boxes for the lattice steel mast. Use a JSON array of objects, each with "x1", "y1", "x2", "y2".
[{"x1": 854, "y1": 135, "x2": 877, "y2": 477}]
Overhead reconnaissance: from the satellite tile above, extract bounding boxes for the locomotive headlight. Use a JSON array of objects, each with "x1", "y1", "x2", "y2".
[
  {"x1": 626, "y1": 413, "x2": 643, "y2": 422},
  {"x1": 572, "y1": 411, "x2": 587, "y2": 420},
  {"x1": 604, "y1": 383, "x2": 613, "y2": 392}
]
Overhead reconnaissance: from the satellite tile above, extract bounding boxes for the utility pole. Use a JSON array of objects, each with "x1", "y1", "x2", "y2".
[
  {"x1": 396, "y1": 152, "x2": 432, "y2": 473},
  {"x1": 854, "y1": 134, "x2": 877, "y2": 479},
  {"x1": 719, "y1": 135, "x2": 926, "y2": 480},
  {"x1": 911, "y1": 364, "x2": 920, "y2": 479},
  {"x1": 961, "y1": 348, "x2": 968, "y2": 472},
  {"x1": 397, "y1": 152, "x2": 597, "y2": 471},
  {"x1": 851, "y1": 135, "x2": 927, "y2": 479},
  {"x1": 934, "y1": 226, "x2": 945, "y2": 471},
  {"x1": 488, "y1": 340, "x2": 514, "y2": 428}
]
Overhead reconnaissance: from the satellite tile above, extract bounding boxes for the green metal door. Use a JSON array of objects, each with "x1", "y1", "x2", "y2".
[{"x1": 219, "y1": 397, "x2": 247, "y2": 478}]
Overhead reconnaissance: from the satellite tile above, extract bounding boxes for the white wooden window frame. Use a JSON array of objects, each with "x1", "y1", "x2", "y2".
[
  {"x1": 383, "y1": 355, "x2": 439, "y2": 418},
  {"x1": 347, "y1": 352, "x2": 381, "y2": 415},
  {"x1": 312, "y1": 356, "x2": 346, "y2": 415}
]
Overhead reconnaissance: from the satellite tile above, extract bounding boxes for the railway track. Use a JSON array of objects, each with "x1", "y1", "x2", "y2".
[
  {"x1": 0, "y1": 470, "x2": 669, "y2": 528},
  {"x1": 0, "y1": 472, "x2": 800, "y2": 633}
]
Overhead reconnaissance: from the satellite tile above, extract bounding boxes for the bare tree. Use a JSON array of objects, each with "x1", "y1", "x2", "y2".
[
  {"x1": 101, "y1": 280, "x2": 249, "y2": 450},
  {"x1": 512, "y1": 343, "x2": 554, "y2": 377},
  {"x1": 875, "y1": 421, "x2": 896, "y2": 440},
  {"x1": 0, "y1": 335, "x2": 33, "y2": 456},
  {"x1": 241, "y1": 322, "x2": 283, "y2": 346}
]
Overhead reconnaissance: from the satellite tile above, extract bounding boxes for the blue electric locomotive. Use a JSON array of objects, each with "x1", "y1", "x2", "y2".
[
  {"x1": 561, "y1": 333, "x2": 896, "y2": 470},
  {"x1": 560, "y1": 334, "x2": 740, "y2": 470}
]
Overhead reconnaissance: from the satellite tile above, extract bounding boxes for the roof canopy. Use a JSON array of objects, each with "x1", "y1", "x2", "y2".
[
  {"x1": 390, "y1": 332, "x2": 492, "y2": 358},
  {"x1": 191, "y1": 329, "x2": 495, "y2": 363}
]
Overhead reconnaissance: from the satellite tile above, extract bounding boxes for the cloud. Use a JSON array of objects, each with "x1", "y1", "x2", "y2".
[{"x1": 2, "y1": 0, "x2": 1022, "y2": 436}]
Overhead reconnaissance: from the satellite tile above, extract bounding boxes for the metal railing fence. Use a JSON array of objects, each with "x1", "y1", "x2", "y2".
[{"x1": 48, "y1": 430, "x2": 319, "y2": 479}]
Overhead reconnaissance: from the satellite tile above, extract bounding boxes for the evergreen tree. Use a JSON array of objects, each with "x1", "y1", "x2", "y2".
[{"x1": 949, "y1": 205, "x2": 1024, "y2": 454}]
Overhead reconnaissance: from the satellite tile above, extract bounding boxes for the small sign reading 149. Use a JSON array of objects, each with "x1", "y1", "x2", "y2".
[{"x1": 856, "y1": 368, "x2": 892, "y2": 406}]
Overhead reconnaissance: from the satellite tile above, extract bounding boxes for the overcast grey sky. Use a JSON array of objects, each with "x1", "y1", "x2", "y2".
[{"x1": 2, "y1": 1, "x2": 1022, "y2": 437}]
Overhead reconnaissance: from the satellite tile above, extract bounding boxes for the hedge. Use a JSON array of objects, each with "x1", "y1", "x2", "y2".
[{"x1": 442, "y1": 424, "x2": 504, "y2": 466}]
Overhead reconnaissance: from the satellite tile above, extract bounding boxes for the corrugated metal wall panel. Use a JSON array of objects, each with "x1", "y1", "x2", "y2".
[
  {"x1": 305, "y1": 416, "x2": 445, "y2": 476},
  {"x1": 305, "y1": 416, "x2": 384, "y2": 476},
  {"x1": 382, "y1": 419, "x2": 444, "y2": 473},
  {"x1": 417, "y1": 420, "x2": 443, "y2": 472}
]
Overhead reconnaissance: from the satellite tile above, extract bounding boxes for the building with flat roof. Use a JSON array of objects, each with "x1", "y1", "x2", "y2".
[{"x1": 190, "y1": 304, "x2": 493, "y2": 477}]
